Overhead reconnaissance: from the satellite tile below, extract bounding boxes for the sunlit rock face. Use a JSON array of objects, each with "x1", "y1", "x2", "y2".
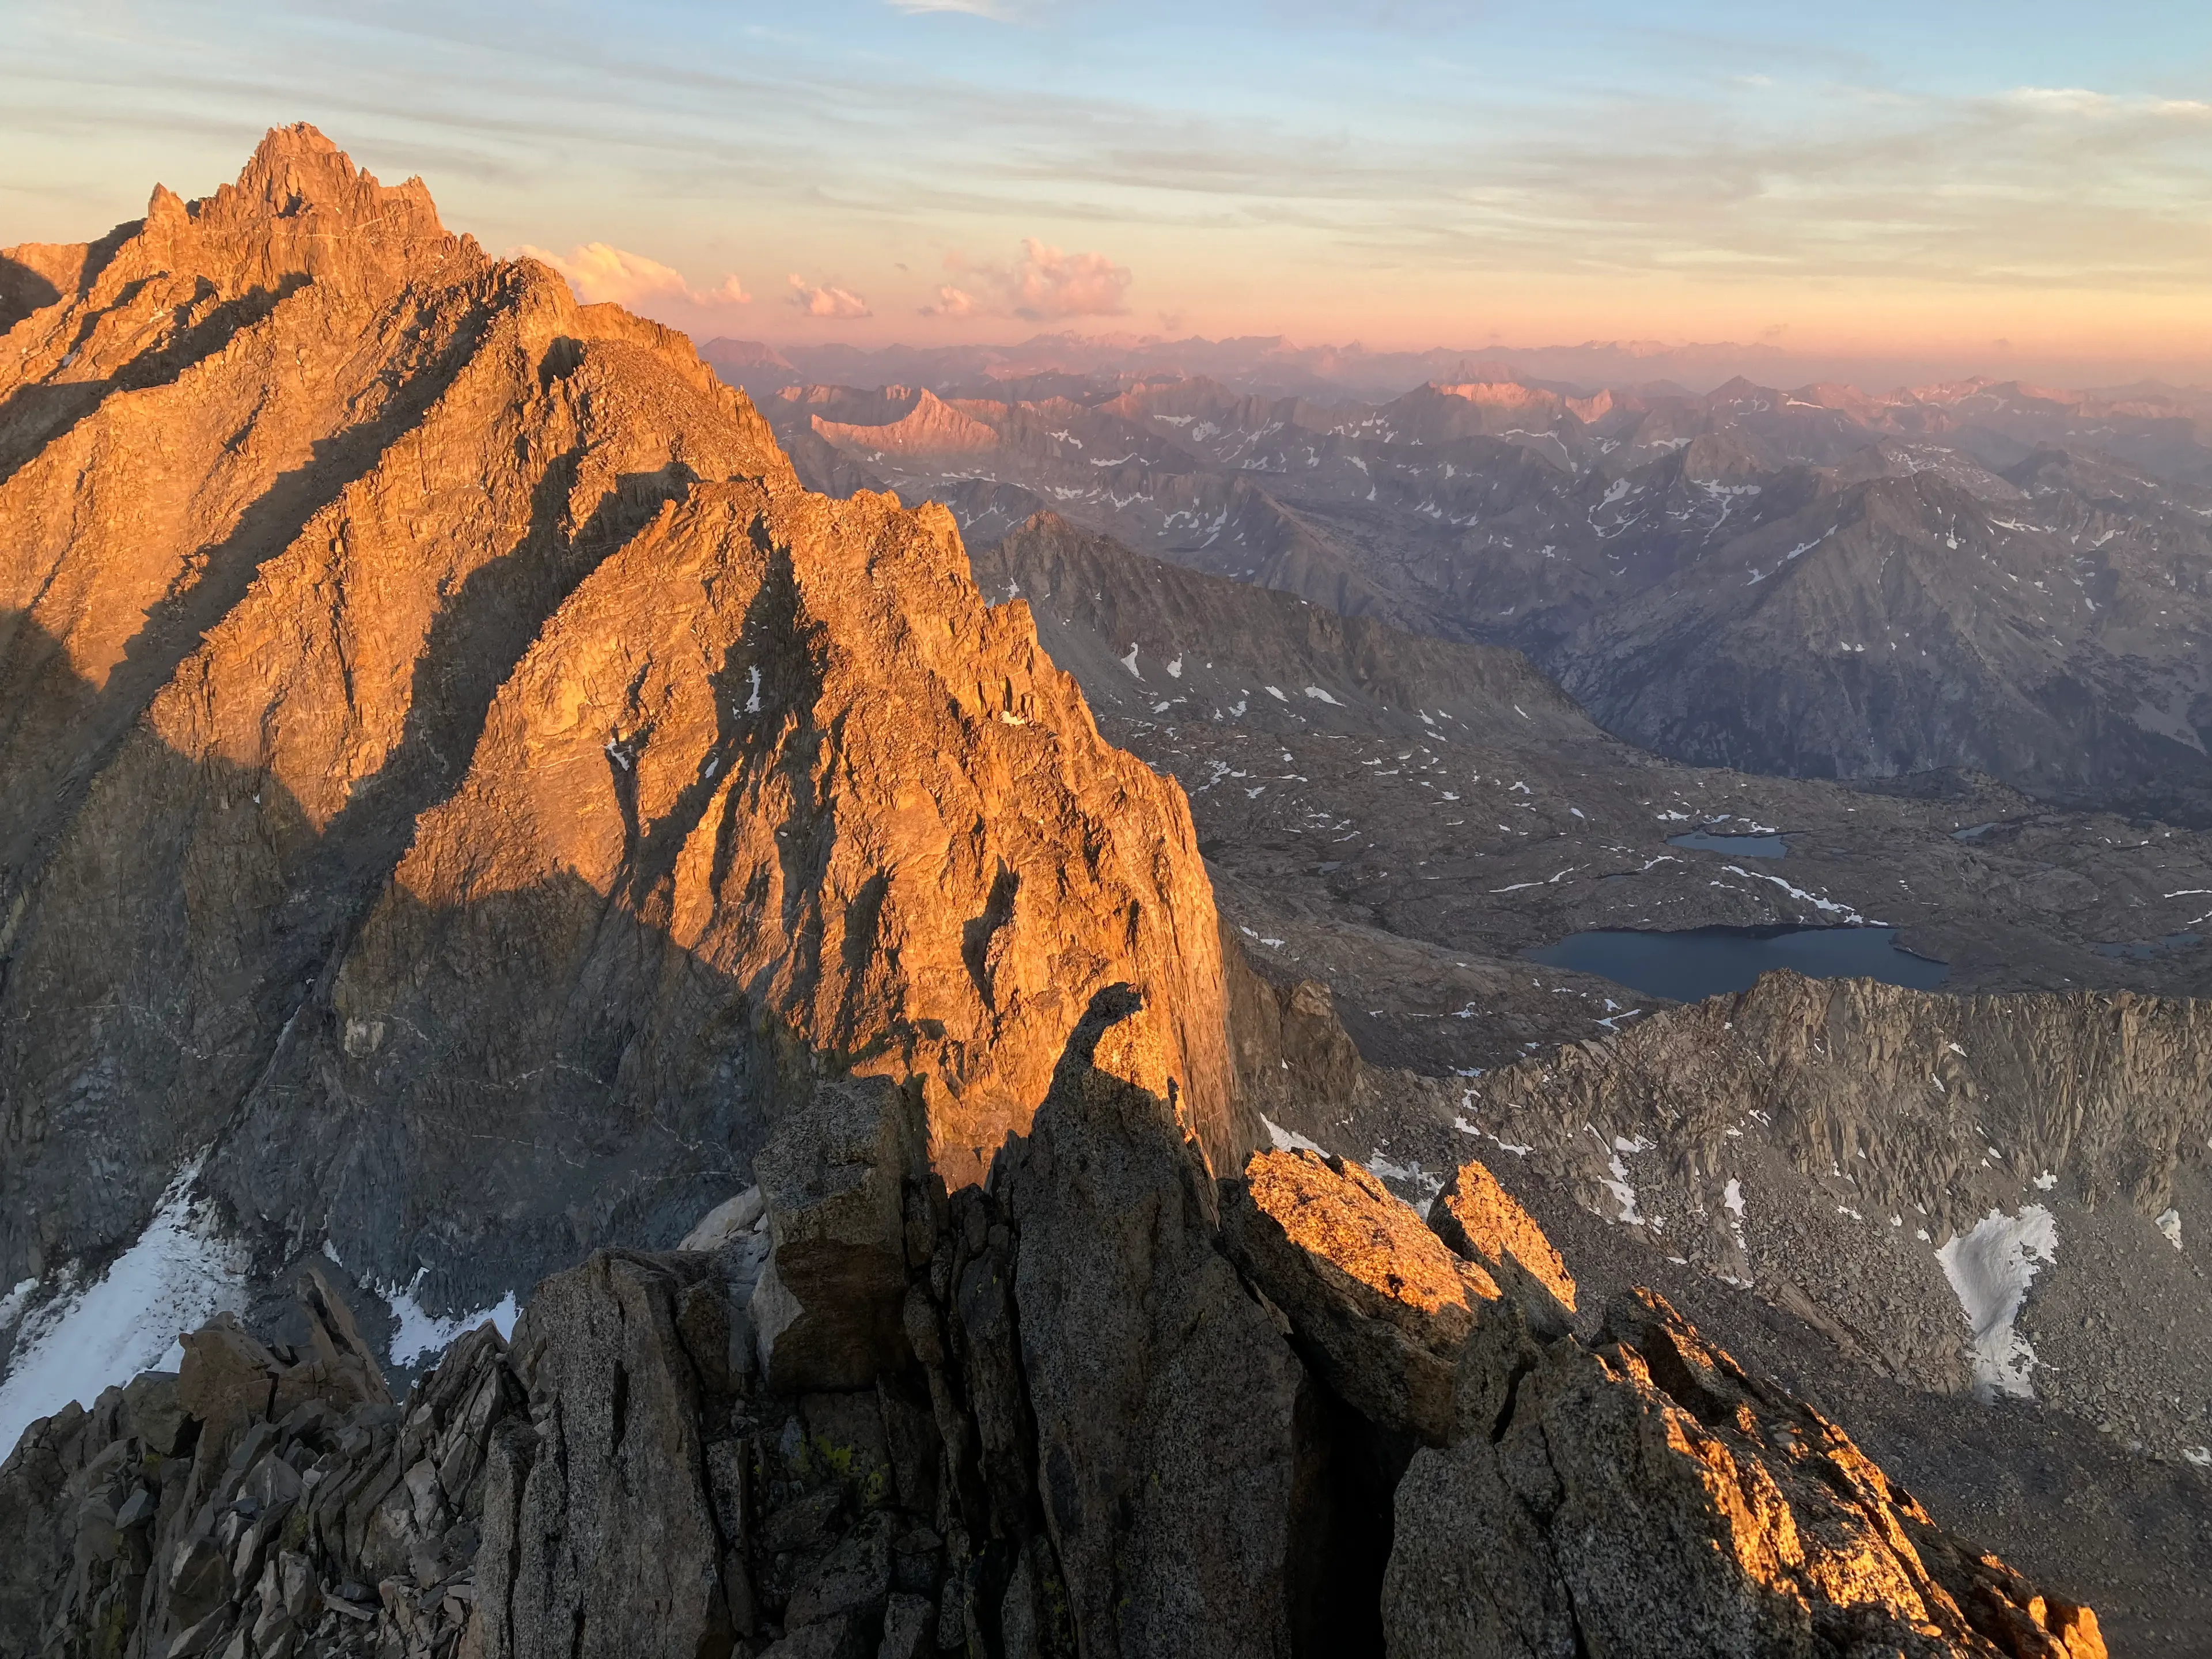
[{"x1": 0, "y1": 124, "x2": 1244, "y2": 1321}]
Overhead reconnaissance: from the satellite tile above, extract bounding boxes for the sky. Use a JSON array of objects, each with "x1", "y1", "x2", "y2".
[{"x1": 3, "y1": 0, "x2": 2210, "y2": 385}]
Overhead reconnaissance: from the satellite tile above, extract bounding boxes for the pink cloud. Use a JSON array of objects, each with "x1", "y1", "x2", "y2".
[
  {"x1": 927, "y1": 240, "x2": 1132, "y2": 320},
  {"x1": 513, "y1": 242, "x2": 750, "y2": 309},
  {"x1": 922, "y1": 285, "x2": 983, "y2": 318},
  {"x1": 787, "y1": 275, "x2": 873, "y2": 319}
]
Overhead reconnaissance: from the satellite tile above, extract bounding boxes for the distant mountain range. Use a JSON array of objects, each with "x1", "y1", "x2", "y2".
[
  {"x1": 700, "y1": 332, "x2": 2212, "y2": 408},
  {"x1": 736, "y1": 359, "x2": 2212, "y2": 825}
]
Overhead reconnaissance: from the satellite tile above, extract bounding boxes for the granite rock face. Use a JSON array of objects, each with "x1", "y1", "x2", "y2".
[
  {"x1": 0, "y1": 1002, "x2": 2105, "y2": 1659},
  {"x1": 1001, "y1": 994, "x2": 1306, "y2": 1659},
  {"x1": 0, "y1": 124, "x2": 1243, "y2": 1320}
]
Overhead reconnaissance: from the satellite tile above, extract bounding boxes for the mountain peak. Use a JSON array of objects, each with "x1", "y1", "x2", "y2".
[{"x1": 192, "y1": 121, "x2": 448, "y2": 241}]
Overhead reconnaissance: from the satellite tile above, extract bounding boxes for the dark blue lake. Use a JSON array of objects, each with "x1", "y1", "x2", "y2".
[
  {"x1": 1525, "y1": 925, "x2": 1949, "y2": 1003},
  {"x1": 1668, "y1": 831, "x2": 1787, "y2": 859}
]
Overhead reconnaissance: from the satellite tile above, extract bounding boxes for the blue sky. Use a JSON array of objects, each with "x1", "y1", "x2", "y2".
[{"x1": 4, "y1": 0, "x2": 2209, "y2": 376}]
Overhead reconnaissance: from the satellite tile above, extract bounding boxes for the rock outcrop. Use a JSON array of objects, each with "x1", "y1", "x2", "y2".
[
  {"x1": 0, "y1": 996, "x2": 2105, "y2": 1658},
  {"x1": 1385, "y1": 1290, "x2": 2105, "y2": 1659},
  {"x1": 1450, "y1": 971, "x2": 2212, "y2": 1414},
  {"x1": 1001, "y1": 992, "x2": 1305, "y2": 1659},
  {"x1": 1463, "y1": 972, "x2": 2212, "y2": 1250},
  {"x1": 1224, "y1": 1149, "x2": 1498, "y2": 1444},
  {"x1": 1427, "y1": 1160, "x2": 1577, "y2": 1323},
  {"x1": 0, "y1": 126, "x2": 1244, "y2": 1324}
]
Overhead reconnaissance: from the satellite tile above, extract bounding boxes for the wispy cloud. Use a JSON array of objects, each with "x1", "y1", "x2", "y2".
[
  {"x1": 2002, "y1": 86, "x2": 2212, "y2": 120},
  {"x1": 513, "y1": 241, "x2": 749, "y2": 309},
  {"x1": 8, "y1": 0, "x2": 2212, "y2": 371},
  {"x1": 787, "y1": 274, "x2": 873, "y2": 318}
]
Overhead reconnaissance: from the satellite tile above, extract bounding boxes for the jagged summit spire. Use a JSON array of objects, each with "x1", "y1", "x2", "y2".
[
  {"x1": 81, "y1": 121, "x2": 484, "y2": 303},
  {"x1": 160, "y1": 121, "x2": 455, "y2": 259}
]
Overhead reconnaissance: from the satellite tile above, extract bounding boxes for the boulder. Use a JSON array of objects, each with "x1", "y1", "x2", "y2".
[
  {"x1": 177, "y1": 1275, "x2": 392, "y2": 1471},
  {"x1": 1427, "y1": 1158, "x2": 1577, "y2": 1327},
  {"x1": 121, "y1": 1369, "x2": 191, "y2": 1456},
  {"x1": 176, "y1": 1314, "x2": 285, "y2": 1453},
  {"x1": 683, "y1": 1184, "x2": 767, "y2": 1252},
  {"x1": 1222, "y1": 1147, "x2": 1498, "y2": 1443},
  {"x1": 273, "y1": 1263, "x2": 393, "y2": 1419},
  {"x1": 753, "y1": 1077, "x2": 926, "y2": 1393}
]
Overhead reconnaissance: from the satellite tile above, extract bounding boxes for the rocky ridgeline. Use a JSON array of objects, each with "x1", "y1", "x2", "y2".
[
  {"x1": 1463, "y1": 973, "x2": 2212, "y2": 1257},
  {"x1": 1, "y1": 995, "x2": 2103, "y2": 1659},
  {"x1": 1451, "y1": 973, "x2": 2212, "y2": 1412}
]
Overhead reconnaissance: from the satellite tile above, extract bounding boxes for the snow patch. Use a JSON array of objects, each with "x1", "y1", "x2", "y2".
[
  {"x1": 0, "y1": 1165, "x2": 248, "y2": 1456},
  {"x1": 1119, "y1": 645, "x2": 1141, "y2": 677},
  {"x1": 2157, "y1": 1208, "x2": 2184, "y2": 1250},
  {"x1": 1937, "y1": 1205, "x2": 2056, "y2": 1398},
  {"x1": 1302, "y1": 685, "x2": 1342, "y2": 706},
  {"x1": 1366, "y1": 1152, "x2": 1445, "y2": 1214},
  {"x1": 384, "y1": 1272, "x2": 521, "y2": 1370},
  {"x1": 1718, "y1": 1176, "x2": 1752, "y2": 1275},
  {"x1": 1262, "y1": 1116, "x2": 1327, "y2": 1156},
  {"x1": 1722, "y1": 864, "x2": 1868, "y2": 923},
  {"x1": 1586, "y1": 1126, "x2": 1644, "y2": 1226}
]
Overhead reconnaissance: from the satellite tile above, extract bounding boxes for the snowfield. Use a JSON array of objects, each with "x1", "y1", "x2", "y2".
[
  {"x1": 1938, "y1": 1204, "x2": 2058, "y2": 1399},
  {"x1": 0, "y1": 1164, "x2": 247, "y2": 1455}
]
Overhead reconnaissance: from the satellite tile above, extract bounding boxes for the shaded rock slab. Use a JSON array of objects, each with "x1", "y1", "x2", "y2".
[
  {"x1": 475, "y1": 1249, "x2": 736, "y2": 1659},
  {"x1": 1006, "y1": 997, "x2": 1306, "y2": 1659},
  {"x1": 751, "y1": 1077, "x2": 925, "y2": 1394}
]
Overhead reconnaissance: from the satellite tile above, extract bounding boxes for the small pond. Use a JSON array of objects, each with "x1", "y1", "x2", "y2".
[
  {"x1": 1525, "y1": 924, "x2": 1949, "y2": 1003},
  {"x1": 1668, "y1": 831, "x2": 1787, "y2": 859},
  {"x1": 2096, "y1": 932, "x2": 2202, "y2": 960}
]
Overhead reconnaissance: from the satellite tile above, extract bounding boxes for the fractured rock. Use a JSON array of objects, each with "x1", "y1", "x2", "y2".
[
  {"x1": 1427, "y1": 1157, "x2": 1577, "y2": 1326},
  {"x1": 1385, "y1": 1287, "x2": 2108, "y2": 1659},
  {"x1": 480, "y1": 1250, "x2": 732, "y2": 1659},
  {"x1": 1223, "y1": 1147, "x2": 1498, "y2": 1444}
]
